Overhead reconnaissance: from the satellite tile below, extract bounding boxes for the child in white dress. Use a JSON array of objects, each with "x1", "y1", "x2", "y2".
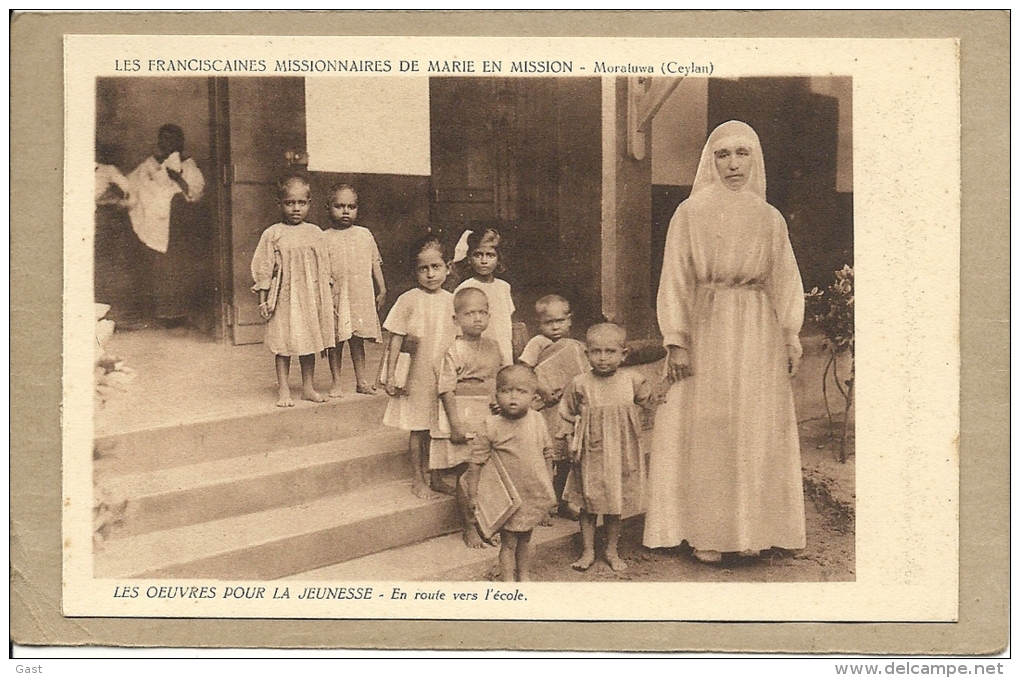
[
  {"x1": 559, "y1": 323, "x2": 654, "y2": 572},
  {"x1": 322, "y1": 184, "x2": 387, "y2": 397},
  {"x1": 381, "y1": 234, "x2": 458, "y2": 499},
  {"x1": 251, "y1": 175, "x2": 334, "y2": 407},
  {"x1": 454, "y1": 228, "x2": 515, "y2": 365}
]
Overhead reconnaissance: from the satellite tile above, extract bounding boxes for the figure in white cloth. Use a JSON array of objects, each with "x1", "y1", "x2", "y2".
[
  {"x1": 642, "y1": 120, "x2": 807, "y2": 564},
  {"x1": 126, "y1": 123, "x2": 205, "y2": 325}
]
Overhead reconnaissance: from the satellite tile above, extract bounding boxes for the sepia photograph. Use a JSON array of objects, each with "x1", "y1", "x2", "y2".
[
  {"x1": 11, "y1": 9, "x2": 1010, "y2": 658},
  {"x1": 90, "y1": 73, "x2": 856, "y2": 587},
  {"x1": 57, "y1": 32, "x2": 960, "y2": 625}
]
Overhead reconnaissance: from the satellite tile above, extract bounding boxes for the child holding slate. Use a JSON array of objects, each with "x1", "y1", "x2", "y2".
[
  {"x1": 465, "y1": 365, "x2": 557, "y2": 582},
  {"x1": 431, "y1": 286, "x2": 504, "y2": 548},
  {"x1": 518, "y1": 294, "x2": 590, "y2": 518},
  {"x1": 381, "y1": 234, "x2": 458, "y2": 499},
  {"x1": 250, "y1": 175, "x2": 334, "y2": 408}
]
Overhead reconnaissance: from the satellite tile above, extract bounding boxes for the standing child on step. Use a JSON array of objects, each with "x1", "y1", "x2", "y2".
[
  {"x1": 454, "y1": 228, "x2": 515, "y2": 365},
  {"x1": 251, "y1": 175, "x2": 334, "y2": 407},
  {"x1": 465, "y1": 365, "x2": 557, "y2": 582},
  {"x1": 381, "y1": 234, "x2": 458, "y2": 499},
  {"x1": 559, "y1": 323, "x2": 655, "y2": 572},
  {"x1": 322, "y1": 184, "x2": 387, "y2": 397},
  {"x1": 431, "y1": 286, "x2": 504, "y2": 548},
  {"x1": 518, "y1": 294, "x2": 590, "y2": 520}
]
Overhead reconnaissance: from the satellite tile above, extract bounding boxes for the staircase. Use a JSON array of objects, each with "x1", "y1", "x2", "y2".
[{"x1": 93, "y1": 395, "x2": 464, "y2": 580}]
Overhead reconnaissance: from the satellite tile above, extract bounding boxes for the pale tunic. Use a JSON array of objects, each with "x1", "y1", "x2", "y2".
[
  {"x1": 250, "y1": 222, "x2": 334, "y2": 357},
  {"x1": 643, "y1": 182, "x2": 807, "y2": 552},
  {"x1": 381, "y1": 288, "x2": 458, "y2": 431},
  {"x1": 470, "y1": 410, "x2": 557, "y2": 533},
  {"x1": 429, "y1": 337, "x2": 503, "y2": 469},
  {"x1": 455, "y1": 277, "x2": 515, "y2": 365},
  {"x1": 95, "y1": 163, "x2": 131, "y2": 203},
  {"x1": 560, "y1": 370, "x2": 652, "y2": 516},
  {"x1": 519, "y1": 335, "x2": 590, "y2": 458},
  {"x1": 322, "y1": 225, "x2": 383, "y2": 342},
  {"x1": 127, "y1": 156, "x2": 204, "y2": 253}
]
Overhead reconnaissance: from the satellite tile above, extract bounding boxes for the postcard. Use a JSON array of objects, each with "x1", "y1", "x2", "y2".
[{"x1": 61, "y1": 32, "x2": 959, "y2": 625}]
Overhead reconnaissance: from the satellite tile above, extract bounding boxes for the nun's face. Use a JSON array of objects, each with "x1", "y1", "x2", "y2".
[{"x1": 713, "y1": 141, "x2": 753, "y2": 190}]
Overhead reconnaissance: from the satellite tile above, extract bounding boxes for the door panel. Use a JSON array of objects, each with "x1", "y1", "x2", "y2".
[{"x1": 227, "y1": 77, "x2": 306, "y2": 344}]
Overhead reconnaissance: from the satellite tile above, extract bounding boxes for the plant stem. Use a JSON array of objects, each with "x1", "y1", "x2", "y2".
[
  {"x1": 839, "y1": 361, "x2": 855, "y2": 463},
  {"x1": 822, "y1": 352, "x2": 835, "y2": 433}
]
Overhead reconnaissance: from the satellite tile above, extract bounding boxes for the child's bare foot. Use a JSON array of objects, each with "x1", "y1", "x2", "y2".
[
  {"x1": 328, "y1": 385, "x2": 344, "y2": 398},
  {"x1": 463, "y1": 527, "x2": 487, "y2": 549},
  {"x1": 605, "y1": 553, "x2": 628, "y2": 571},
  {"x1": 571, "y1": 552, "x2": 596, "y2": 571},
  {"x1": 276, "y1": 389, "x2": 294, "y2": 408},
  {"x1": 411, "y1": 481, "x2": 443, "y2": 501},
  {"x1": 302, "y1": 388, "x2": 326, "y2": 403},
  {"x1": 356, "y1": 382, "x2": 377, "y2": 395}
]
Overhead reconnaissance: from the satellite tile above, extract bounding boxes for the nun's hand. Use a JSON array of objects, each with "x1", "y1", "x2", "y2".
[
  {"x1": 787, "y1": 344, "x2": 802, "y2": 378},
  {"x1": 666, "y1": 346, "x2": 693, "y2": 383}
]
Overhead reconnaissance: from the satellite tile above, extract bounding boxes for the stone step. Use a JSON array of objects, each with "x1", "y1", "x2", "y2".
[
  {"x1": 94, "y1": 394, "x2": 390, "y2": 476},
  {"x1": 95, "y1": 428, "x2": 410, "y2": 540},
  {"x1": 287, "y1": 516, "x2": 581, "y2": 582},
  {"x1": 95, "y1": 480, "x2": 461, "y2": 580}
]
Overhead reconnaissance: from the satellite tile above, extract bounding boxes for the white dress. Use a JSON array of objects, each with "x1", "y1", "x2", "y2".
[
  {"x1": 127, "y1": 155, "x2": 204, "y2": 254},
  {"x1": 455, "y1": 277, "x2": 514, "y2": 366},
  {"x1": 643, "y1": 121, "x2": 807, "y2": 553},
  {"x1": 381, "y1": 288, "x2": 458, "y2": 431}
]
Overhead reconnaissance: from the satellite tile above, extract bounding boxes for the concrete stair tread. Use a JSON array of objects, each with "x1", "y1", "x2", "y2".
[
  {"x1": 94, "y1": 394, "x2": 391, "y2": 476},
  {"x1": 98, "y1": 428, "x2": 407, "y2": 499},
  {"x1": 286, "y1": 516, "x2": 580, "y2": 582},
  {"x1": 96, "y1": 480, "x2": 452, "y2": 578}
]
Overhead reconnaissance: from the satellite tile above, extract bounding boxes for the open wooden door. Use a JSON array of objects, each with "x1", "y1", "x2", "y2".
[{"x1": 223, "y1": 77, "x2": 307, "y2": 344}]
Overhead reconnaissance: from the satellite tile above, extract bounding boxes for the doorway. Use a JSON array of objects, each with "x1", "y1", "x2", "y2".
[{"x1": 95, "y1": 77, "x2": 221, "y2": 336}]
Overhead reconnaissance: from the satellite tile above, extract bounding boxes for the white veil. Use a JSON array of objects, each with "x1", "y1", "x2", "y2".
[{"x1": 690, "y1": 120, "x2": 767, "y2": 199}]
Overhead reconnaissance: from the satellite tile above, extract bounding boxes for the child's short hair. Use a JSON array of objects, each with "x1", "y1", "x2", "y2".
[
  {"x1": 496, "y1": 363, "x2": 538, "y2": 391},
  {"x1": 407, "y1": 232, "x2": 448, "y2": 270},
  {"x1": 466, "y1": 227, "x2": 500, "y2": 254},
  {"x1": 277, "y1": 173, "x2": 312, "y2": 199},
  {"x1": 327, "y1": 183, "x2": 358, "y2": 204},
  {"x1": 454, "y1": 286, "x2": 489, "y2": 312},
  {"x1": 455, "y1": 225, "x2": 505, "y2": 282},
  {"x1": 585, "y1": 322, "x2": 627, "y2": 346},
  {"x1": 535, "y1": 294, "x2": 571, "y2": 317}
]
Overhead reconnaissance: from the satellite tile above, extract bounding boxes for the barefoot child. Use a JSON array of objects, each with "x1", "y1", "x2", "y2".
[
  {"x1": 455, "y1": 228, "x2": 515, "y2": 365},
  {"x1": 431, "y1": 287, "x2": 504, "y2": 548},
  {"x1": 381, "y1": 234, "x2": 458, "y2": 499},
  {"x1": 559, "y1": 323, "x2": 654, "y2": 571},
  {"x1": 518, "y1": 294, "x2": 590, "y2": 518},
  {"x1": 465, "y1": 365, "x2": 557, "y2": 582},
  {"x1": 322, "y1": 184, "x2": 387, "y2": 397},
  {"x1": 251, "y1": 175, "x2": 334, "y2": 407}
]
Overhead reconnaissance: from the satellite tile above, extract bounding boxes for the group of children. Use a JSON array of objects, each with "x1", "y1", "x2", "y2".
[
  {"x1": 252, "y1": 175, "x2": 653, "y2": 582},
  {"x1": 251, "y1": 176, "x2": 385, "y2": 406}
]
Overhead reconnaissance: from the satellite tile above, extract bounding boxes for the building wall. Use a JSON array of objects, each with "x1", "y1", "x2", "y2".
[{"x1": 227, "y1": 77, "x2": 431, "y2": 343}]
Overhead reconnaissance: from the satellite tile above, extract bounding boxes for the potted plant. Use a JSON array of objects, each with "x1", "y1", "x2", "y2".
[{"x1": 805, "y1": 265, "x2": 855, "y2": 463}]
